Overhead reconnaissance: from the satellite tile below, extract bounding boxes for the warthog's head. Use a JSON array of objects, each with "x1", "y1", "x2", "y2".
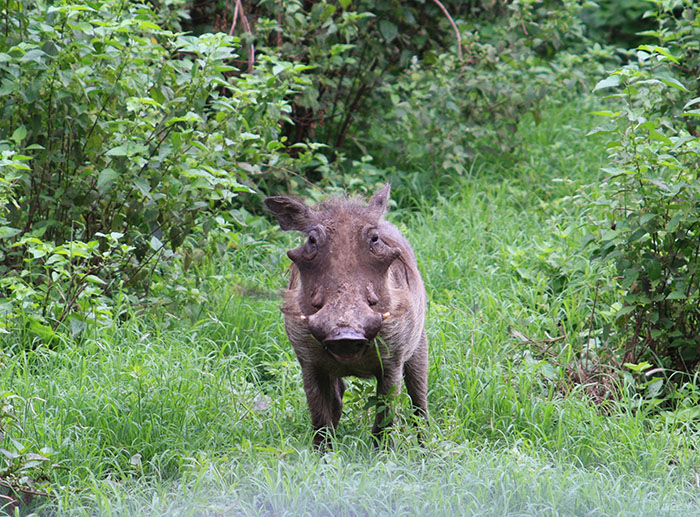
[{"x1": 265, "y1": 184, "x2": 402, "y2": 363}]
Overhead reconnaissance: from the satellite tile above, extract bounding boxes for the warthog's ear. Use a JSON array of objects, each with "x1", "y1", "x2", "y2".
[
  {"x1": 368, "y1": 183, "x2": 391, "y2": 217},
  {"x1": 264, "y1": 196, "x2": 314, "y2": 231}
]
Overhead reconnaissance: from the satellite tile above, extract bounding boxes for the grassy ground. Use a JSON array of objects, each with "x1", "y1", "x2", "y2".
[{"x1": 4, "y1": 95, "x2": 700, "y2": 516}]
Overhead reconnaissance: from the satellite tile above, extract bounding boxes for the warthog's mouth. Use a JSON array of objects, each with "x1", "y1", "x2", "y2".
[{"x1": 323, "y1": 338, "x2": 369, "y2": 363}]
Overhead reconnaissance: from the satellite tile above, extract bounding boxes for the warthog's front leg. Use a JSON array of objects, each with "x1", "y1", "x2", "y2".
[
  {"x1": 301, "y1": 366, "x2": 345, "y2": 448},
  {"x1": 371, "y1": 367, "x2": 402, "y2": 444}
]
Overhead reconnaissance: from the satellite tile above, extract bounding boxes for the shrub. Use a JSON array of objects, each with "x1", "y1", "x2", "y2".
[
  {"x1": 588, "y1": 1, "x2": 700, "y2": 378},
  {"x1": 0, "y1": 1, "x2": 310, "y2": 338},
  {"x1": 346, "y1": 0, "x2": 603, "y2": 192},
  {"x1": 251, "y1": 0, "x2": 469, "y2": 154},
  {"x1": 178, "y1": 1, "x2": 605, "y2": 195}
]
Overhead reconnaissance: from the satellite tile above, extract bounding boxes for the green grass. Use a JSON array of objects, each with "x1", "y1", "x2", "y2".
[{"x1": 4, "y1": 95, "x2": 700, "y2": 515}]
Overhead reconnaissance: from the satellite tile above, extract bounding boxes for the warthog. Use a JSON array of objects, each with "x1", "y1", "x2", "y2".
[{"x1": 265, "y1": 184, "x2": 428, "y2": 447}]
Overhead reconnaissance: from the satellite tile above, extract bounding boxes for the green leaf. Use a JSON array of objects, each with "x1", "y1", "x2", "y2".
[
  {"x1": 28, "y1": 319, "x2": 56, "y2": 341},
  {"x1": 615, "y1": 305, "x2": 636, "y2": 318},
  {"x1": 628, "y1": 228, "x2": 647, "y2": 242},
  {"x1": 25, "y1": 452, "x2": 49, "y2": 462},
  {"x1": 648, "y1": 178, "x2": 670, "y2": 191},
  {"x1": 138, "y1": 20, "x2": 161, "y2": 31},
  {"x1": 639, "y1": 213, "x2": 656, "y2": 225},
  {"x1": 638, "y1": 45, "x2": 679, "y2": 64},
  {"x1": 11, "y1": 125, "x2": 27, "y2": 144},
  {"x1": 19, "y1": 48, "x2": 46, "y2": 63},
  {"x1": 97, "y1": 168, "x2": 118, "y2": 194},
  {"x1": 666, "y1": 291, "x2": 687, "y2": 300},
  {"x1": 272, "y1": 63, "x2": 289, "y2": 76},
  {"x1": 379, "y1": 20, "x2": 398, "y2": 43},
  {"x1": 667, "y1": 213, "x2": 683, "y2": 232},
  {"x1": 648, "y1": 260, "x2": 662, "y2": 281},
  {"x1": 621, "y1": 268, "x2": 639, "y2": 289},
  {"x1": 150, "y1": 235, "x2": 162, "y2": 251},
  {"x1": 624, "y1": 361, "x2": 652, "y2": 373},
  {"x1": 660, "y1": 77, "x2": 688, "y2": 92},
  {"x1": 133, "y1": 177, "x2": 151, "y2": 197},
  {"x1": 682, "y1": 97, "x2": 700, "y2": 110},
  {"x1": 649, "y1": 131, "x2": 672, "y2": 146},
  {"x1": 593, "y1": 75, "x2": 620, "y2": 92},
  {"x1": 586, "y1": 124, "x2": 616, "y2": 136},
  {"x1": 601, "y1": 167, "x2": 625, "y2": 176},
  {"x1": 330, "y1": 44, "x2": 354, "y2": 56},
  {"x1": 106, "y1": 143, "x2": 147, "y2": 157},
  {"x1": 45, "y1": 253, "x2": 65, "y2": 265},
  {"x1": 106, "y1": 144, "x2": 129, "y2": 156},
  {"x1": 0, "y1": 448, "x2": 20, "y2": 460},
  {"x1": 150, "y1": 86, "x2": 165, "y2": 104},
  {"x1": 0, "y1": 79, "x2": 18, "y2": 96},
  {"x1": 645, "y1": 378, "x2": 663, "y2": 399},
  {"x1": 0, "y1": 226, "x2": 21, "y2": 240}
]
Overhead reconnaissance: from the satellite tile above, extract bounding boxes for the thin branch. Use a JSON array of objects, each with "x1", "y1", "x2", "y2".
[
  {"x1": 0, "y1": 480, "x2": 56, "y2": 500},
  {"x1": 511, "y1": 328, "x2": 568, "y2": 357},
  {"x1": 430, "y1": 0, "x2": 463, "y2": 61},
  {"x1": 229, "y1": 0, "x2": 255, "y2": 72},
  {"x1": 228, "y1": 0, "x2": 240, "y2": 36},
  {"x1": 53, "y1": 266, "x2": 100, "y2": 330},
  {"x1": 276, "y1": 7, "x2": 283, "y2": 47},
  {"x1": 586, "y1": 280, "x2": 601, "y2": 361}
]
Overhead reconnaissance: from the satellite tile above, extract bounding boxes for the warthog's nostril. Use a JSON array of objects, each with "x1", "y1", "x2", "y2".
[
  {"x1": 323, "y1": 338, "x2": 369, "y2": 362},
  {"x1": 324, "y1": 338, "x2": 367, "y2": 352},
  {"x1": 322, "y1": 328, "x2": 369, "y2": 362}
]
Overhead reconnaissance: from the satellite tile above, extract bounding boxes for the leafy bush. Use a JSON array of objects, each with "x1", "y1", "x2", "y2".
[
  {"x1": 251, "y1": 0, "x2": 469, "y2": 154},
  {"x1": 180, "y1": 1, "x2": 604, "y2": 195},
  {"x1": 345, "y1": 0, "x2": 604, "y2": 192},
  {"x1": 643, "y1": 0, "x2": 700, "y2": 133},
  {"x1": 0, "y1": 1, "x2": 310, "y2": 337},
  {"x1": 588, "y1": 1, "x2": 700, "y2": 377}
]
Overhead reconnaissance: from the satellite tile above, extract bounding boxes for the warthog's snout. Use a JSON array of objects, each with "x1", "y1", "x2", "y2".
[
  {"x1": 308, "y1": 309, "x2": 383, "y2": 363},
  {"x1": 321, "y1": 327, "x2": 373, "y2": 362}
]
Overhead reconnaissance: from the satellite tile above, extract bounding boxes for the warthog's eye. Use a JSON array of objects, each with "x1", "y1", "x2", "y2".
[
  {"x1": 365, "y1": 227, "x2": 400, "y2": 267},
  {"x1": 369, "y1": 230, "x2": 384, "y2": 253},
  {"x1": 303, "y1": 229, "x2": 320, "y2": 260}
]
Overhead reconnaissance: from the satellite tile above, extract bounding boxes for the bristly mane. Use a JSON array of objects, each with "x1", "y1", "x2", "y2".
[{"x1": 313, "y1": 193, "x2": 384, "y2": 223}]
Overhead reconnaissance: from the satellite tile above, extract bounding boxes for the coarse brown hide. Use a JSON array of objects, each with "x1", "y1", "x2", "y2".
[{"x1": 265, "y1": 184, "x2": 428, "y2": 448}]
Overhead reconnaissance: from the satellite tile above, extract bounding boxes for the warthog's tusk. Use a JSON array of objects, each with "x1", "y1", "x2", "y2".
[
  {"x1": 300, "y1": 314, "x2": 307, "y2": 321},
  {"x1": 382, "y1": 312, "x2": 391, "y2": 321}
]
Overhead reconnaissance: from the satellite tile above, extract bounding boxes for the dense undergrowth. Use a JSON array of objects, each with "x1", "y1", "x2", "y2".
[
  {"x1": 3, "y1": 0, "x2": 700, "y2": 515},
  {"x1": 3, "y1": 95, "x2": 700, "y2": 515}
]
